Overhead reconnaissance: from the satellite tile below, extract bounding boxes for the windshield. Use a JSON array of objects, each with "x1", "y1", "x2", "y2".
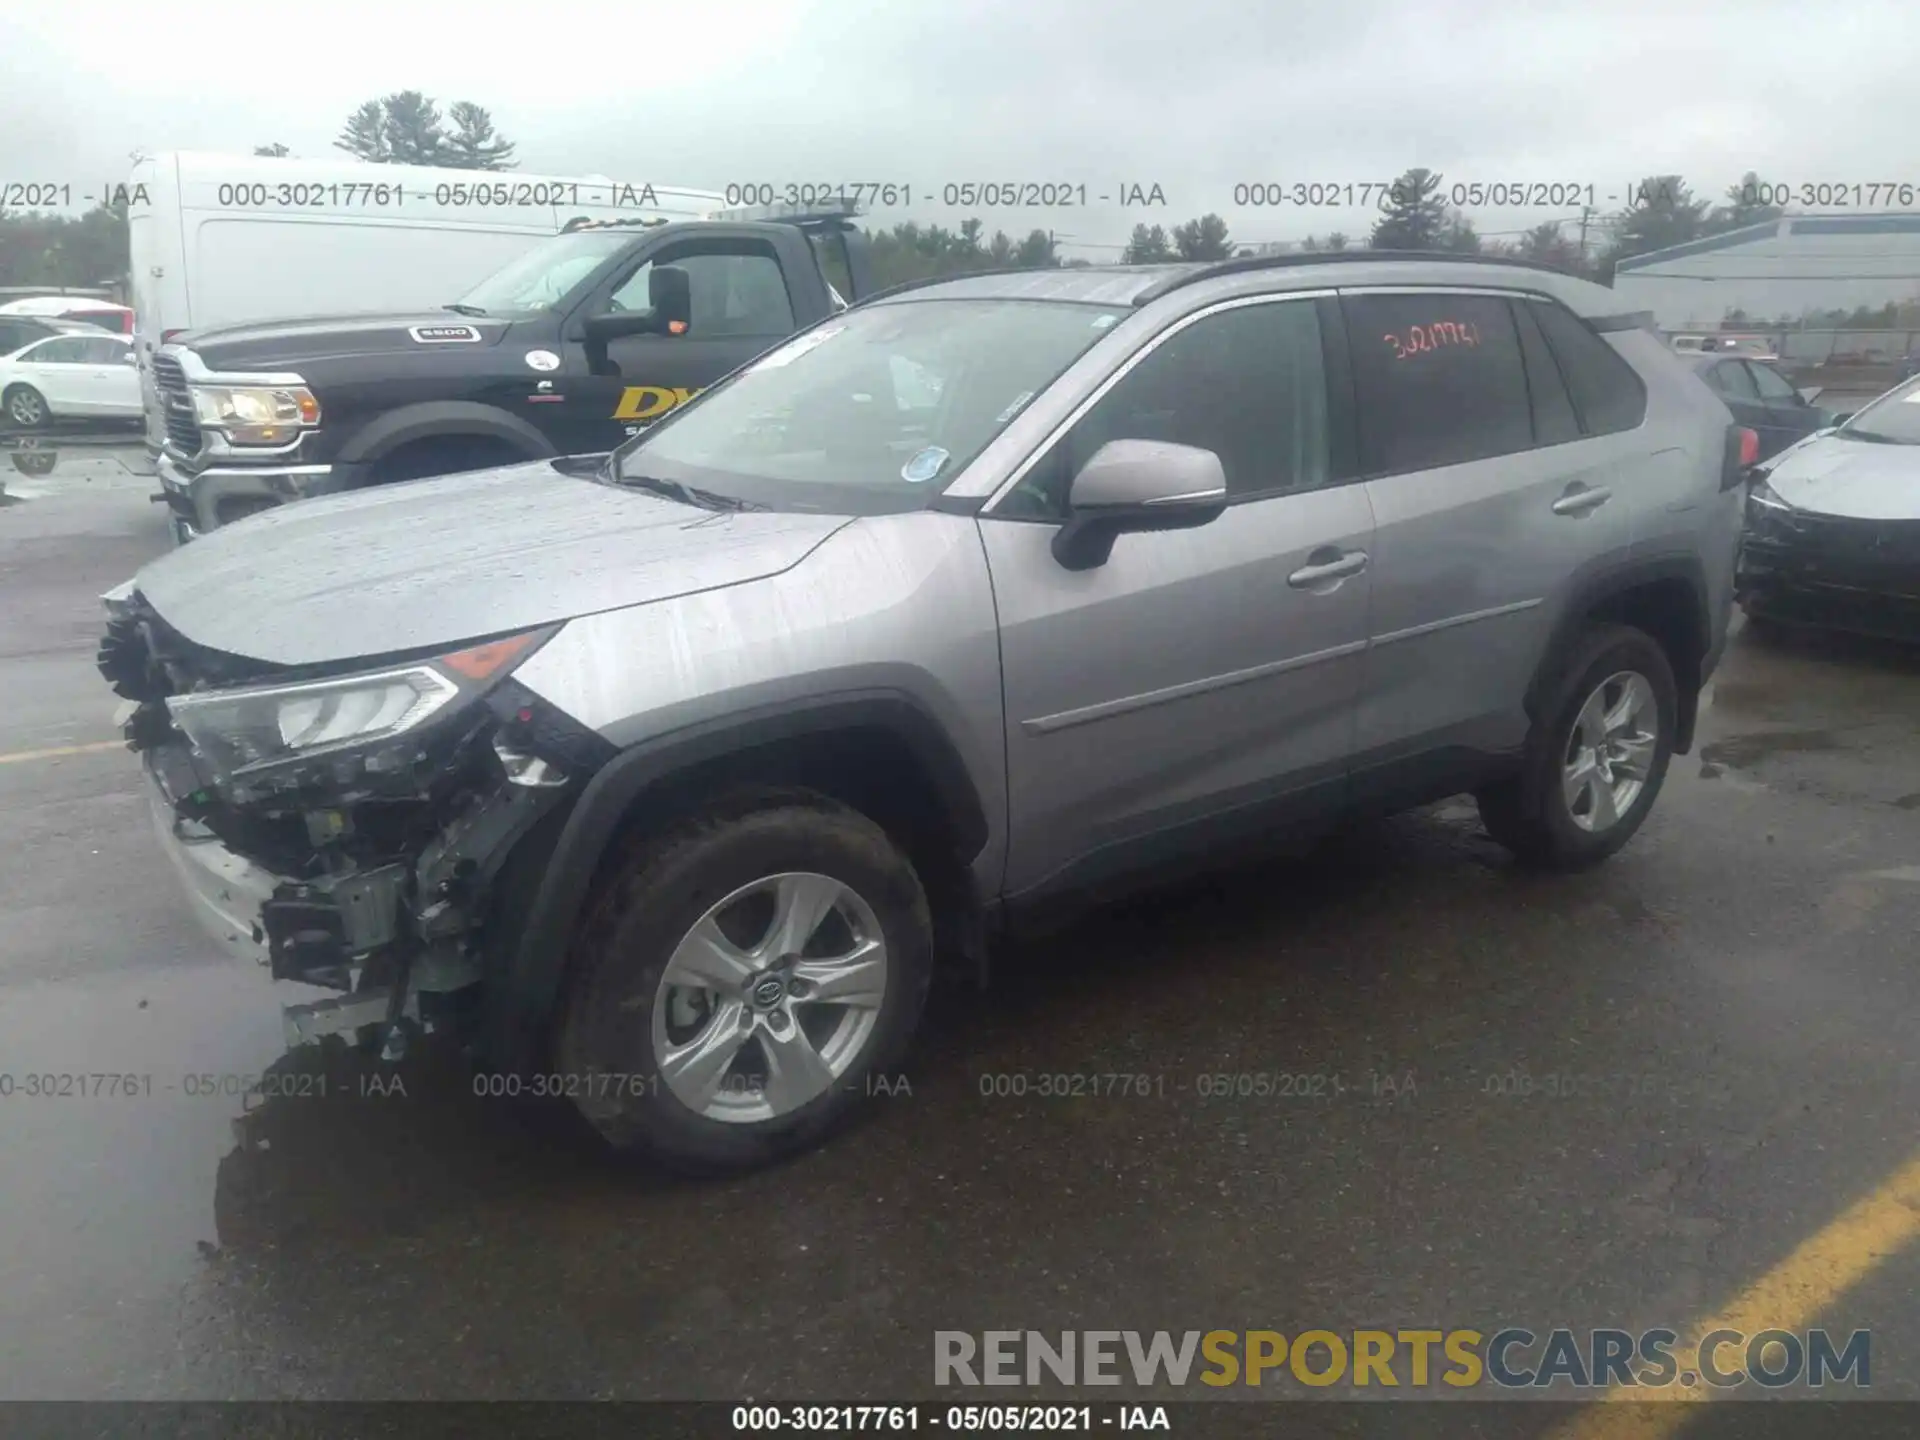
[
  {"x1": 1837, "y1": 376, "x2": 1920, "y2": 445},
  {"x1": 452, "y1": 229, "x2": 633, "y2": 314},
  {"x1": 614, "y1": 298, "x2": 1127, "y2": 511}
]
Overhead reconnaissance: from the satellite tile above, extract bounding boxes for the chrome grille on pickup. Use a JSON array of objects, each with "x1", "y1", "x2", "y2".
[{"x1": 151, "y1": 352, "x2": 201, "y2": 454}]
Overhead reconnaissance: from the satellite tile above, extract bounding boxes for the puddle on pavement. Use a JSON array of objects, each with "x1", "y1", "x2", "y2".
[{"x1": 1698, "y1": 728, "x2": 1846, "y2": 770}]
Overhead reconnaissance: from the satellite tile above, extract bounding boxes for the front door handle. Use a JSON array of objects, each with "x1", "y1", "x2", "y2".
[
  {"x1": 1287, "y1": 549, "x2": 1369, "y2": 588},
  {"x1": 1552, "y1": 484, "x2": 1613, "y2": 516}
]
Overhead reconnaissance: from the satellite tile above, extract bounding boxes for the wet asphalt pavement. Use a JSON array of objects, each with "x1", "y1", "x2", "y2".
[{"x1": 0, "y1": 441, "x2": 1916, "y2": 1422}]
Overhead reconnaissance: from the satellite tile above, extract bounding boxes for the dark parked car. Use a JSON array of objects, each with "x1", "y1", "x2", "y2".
[{"x1": 1687, "y1": 353, "x2": 1831, "y2": 460}]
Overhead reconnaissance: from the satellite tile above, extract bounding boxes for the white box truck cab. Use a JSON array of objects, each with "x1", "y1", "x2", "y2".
[{"x1": 127, "y1": 151, "x2": 723, "y2": 455}]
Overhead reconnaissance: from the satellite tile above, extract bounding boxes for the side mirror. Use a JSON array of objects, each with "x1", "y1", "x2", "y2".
[
  {"x1": 582, "y1": 265, "x2": 693, "y2": 344},
  {"x1": 1050, "y1": 439, "x2": 1228, "y2": 571}
]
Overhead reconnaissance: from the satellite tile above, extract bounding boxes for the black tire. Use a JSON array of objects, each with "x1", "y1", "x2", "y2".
[
  {"x1": 3, "y1": 384, "x2": 49, "y2": 431},
  {"x1": 553, "y1": 788, "x2": 934, "y2": 1174},
  {"x1": 1476, "y1": 623, "x2": 1678, "y2": 871},
  {"x1": 368, "y1": 436, "x2": 523, "y2": 486}
]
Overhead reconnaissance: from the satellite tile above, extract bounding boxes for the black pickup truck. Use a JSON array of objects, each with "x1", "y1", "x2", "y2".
[{"x1": 151, "y1": 211, "x2": 871, "y2": 540}]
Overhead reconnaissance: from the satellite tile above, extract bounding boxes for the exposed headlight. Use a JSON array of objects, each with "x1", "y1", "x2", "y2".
[
  {"x1": 165, "y1": 630, "x2": 549, "y2": 782},
  {"x1": 190, "y1": 385, "x2": 321, "y2": 445}
]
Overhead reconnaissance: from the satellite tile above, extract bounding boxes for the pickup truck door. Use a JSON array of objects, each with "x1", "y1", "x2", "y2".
[{"x1": 553, "y1": 235, "x2": 818, "y2": 456}]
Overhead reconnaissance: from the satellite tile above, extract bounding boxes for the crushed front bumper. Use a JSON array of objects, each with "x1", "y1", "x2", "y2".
[
  {"x1": 146, "y1": 769, "x2": 278, "y2": 968},
  {"x1": 1737, "y1": 510, "x2": 1920, "y2": 642}
]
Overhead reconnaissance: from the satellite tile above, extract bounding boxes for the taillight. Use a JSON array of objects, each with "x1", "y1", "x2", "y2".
[
  {"x1": 1720, "y1": 425, "x2": 1761, "y2": 492},
  {"x1": 161, "y1": 328, "x2": 184, "y2": 343}
]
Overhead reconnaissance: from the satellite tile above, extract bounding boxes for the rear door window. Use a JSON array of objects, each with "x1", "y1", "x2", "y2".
[
  {"x1": 1748, "y1": 362, "x2": 1801, "y2": 403},
  {"x1": 1344, "y1": 291, "x2": 1534, "y2": 474},
  {"x1": 23, "y1": 336, "x2": 89, "y2": 364},
  {"x1": 1529, "y1": 300, "x2": 1648, "y2": 435},
  {"x1": 1712, "y1": 360, "x2": 1759, "y2": 400},
  {"x1": 1510, "y1": 300, "x2": 1581, "y2": 446}
]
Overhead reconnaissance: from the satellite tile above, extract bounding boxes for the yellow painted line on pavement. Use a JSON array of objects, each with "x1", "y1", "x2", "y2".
[
  {"x1": 0, "y1": 739, "x2": 124, "y2": 766},
  {"x1": 1553, "y1": 1148, "x2": 1920, "y2": 1440}
]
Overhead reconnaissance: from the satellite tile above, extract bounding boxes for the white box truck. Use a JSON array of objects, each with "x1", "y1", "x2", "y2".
[{"x1": 127, "y1": 151, "x2": 724, "y2": 453}]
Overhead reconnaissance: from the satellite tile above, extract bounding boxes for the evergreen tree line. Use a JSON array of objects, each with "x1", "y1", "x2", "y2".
[{"x1": 5, "y1": 121, "x2": 1917, "y2": 332}]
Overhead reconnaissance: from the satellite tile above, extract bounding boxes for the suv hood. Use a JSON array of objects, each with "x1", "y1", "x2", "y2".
[
  {"x1": 133, "y1": 460, "x2": 854, "y2": 668},
  {"x1": 176, "y1": 310, "x2": 516, "y2": 368},
  {"x1": 1766, "y1": 435, "x2": 1920, "y2": 522}
]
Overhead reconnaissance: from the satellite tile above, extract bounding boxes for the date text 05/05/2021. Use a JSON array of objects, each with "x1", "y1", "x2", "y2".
[{"x1": 730, "y1": 1404, "x2": 1172, "y2": 1432}]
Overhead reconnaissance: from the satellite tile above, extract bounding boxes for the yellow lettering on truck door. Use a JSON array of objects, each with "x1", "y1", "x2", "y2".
[{"x1": 612, "y1": 385, "x2": 705, "y2": 422}]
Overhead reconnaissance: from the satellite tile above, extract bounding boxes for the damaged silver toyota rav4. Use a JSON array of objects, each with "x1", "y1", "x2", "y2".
[{"x1": 102, "y1": 254, "x2": 1743, "y2": 1172}]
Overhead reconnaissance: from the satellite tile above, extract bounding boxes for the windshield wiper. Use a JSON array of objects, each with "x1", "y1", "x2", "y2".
[
  {"x1": 442, "y1": 303, "x2": 488, "y2": 317},
  {"x1": 1837, "y1": 429, "x2": 1909, "y2": 445},
  {"x1": 617, "y1": 471, "x2": 761, "y2": 511}
]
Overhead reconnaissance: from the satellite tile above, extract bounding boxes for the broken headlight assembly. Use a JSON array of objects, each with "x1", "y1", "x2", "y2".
[{"x1": 165, "y1": 628, "x2": 554, "y2": 790}]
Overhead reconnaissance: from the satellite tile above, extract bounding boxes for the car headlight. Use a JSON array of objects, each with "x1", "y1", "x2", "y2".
[
  {"x1": 189, "y1": 385, "x2": 321, "y2": 445},
  {"x1": 165, "y1": 629, "x2": 550, "y2": 783}
]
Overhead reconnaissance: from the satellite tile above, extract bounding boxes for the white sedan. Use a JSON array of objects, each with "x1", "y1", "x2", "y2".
[{"x1": 0, "y1": 331, "x2": 141, "y2": 429}]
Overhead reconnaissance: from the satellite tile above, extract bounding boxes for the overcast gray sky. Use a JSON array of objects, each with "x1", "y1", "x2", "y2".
[{"x1": 3, "y1": 0, "x2": 1913, "y2": 257}]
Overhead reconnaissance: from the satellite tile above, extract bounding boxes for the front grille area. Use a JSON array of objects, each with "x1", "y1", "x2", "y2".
[
  {"x1": 1772, "y1": 511, "x2": 1920, "y2": 595},
  {"x1": 151, "y1": 352, "x2": 202, "y2": 455}
]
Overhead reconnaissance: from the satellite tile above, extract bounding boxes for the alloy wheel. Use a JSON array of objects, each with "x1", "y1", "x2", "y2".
[
  {"x1": 650, "y1": 871, "x2": 889, "y2": 1124},
  {"x1": 1561, "y1": 670, "x2": 1659, "y2": 833},
  {"x1": 6, "y1": 389, "x2": 46, "y2": 427}
]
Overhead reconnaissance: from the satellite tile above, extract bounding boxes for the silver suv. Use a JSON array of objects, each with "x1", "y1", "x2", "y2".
[{"x1": 101, "y1": 253, "x2": 1745, "y2": 1172}]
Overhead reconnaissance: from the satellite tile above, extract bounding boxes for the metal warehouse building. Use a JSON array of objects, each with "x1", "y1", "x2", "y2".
[{"x1": 1611, "y1": 213, "x2": 1920, "y2": 329}]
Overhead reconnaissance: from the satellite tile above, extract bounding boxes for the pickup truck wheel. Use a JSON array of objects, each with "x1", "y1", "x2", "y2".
[
  {"x1": 4, "y1": 385, "x2": 49, "y2": 430},
  {"x1": 1476, "y1": 623, "x2": 1677, "y2": 871},
  {"x1": 554, "y1": 790, "x2": 933, "y2": 1173}
]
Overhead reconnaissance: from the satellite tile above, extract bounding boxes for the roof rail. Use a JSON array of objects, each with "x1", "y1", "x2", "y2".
[
  {"x1": 1130, "y1": 249, "x2": 1584, "y2": 305},
  {"x1": 854, "y1": 266, "x2": 1066, "y2": 306}
]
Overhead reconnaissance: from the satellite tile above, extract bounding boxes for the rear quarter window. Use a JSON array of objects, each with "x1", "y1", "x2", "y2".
[
  {"x1": 1530, "y1": 300, "x2": 1648, "y2": 435},
  {"x1": 1344, "y1": 292, "x2": 1534, "y2": 474}
]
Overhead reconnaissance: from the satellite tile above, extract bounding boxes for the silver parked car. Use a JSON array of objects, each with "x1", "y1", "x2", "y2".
[
  {"x1": 101, "y1": 253, "x2": 1745, "y2": 1171},
  {"x1": 1738, "y1": 373, "x2": 1920, "y2": 642}
]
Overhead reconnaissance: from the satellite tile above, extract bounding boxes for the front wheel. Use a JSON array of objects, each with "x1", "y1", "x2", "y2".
[
  {"x1": 554, "y1": 789, "x2": 934, "y2": 1173},
  {"x1": 1477, "y1": 624, "x2": 1677, "y2": 871},
  {"x1": 4, "y1": 385, "x2": 49, "y2": 430}
]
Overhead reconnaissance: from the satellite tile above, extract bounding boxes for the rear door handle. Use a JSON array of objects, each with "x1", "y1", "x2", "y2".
[
  {"x1": 1552, "y1": 485, "x2": 1613, "y2": 516},
  {"x1": 1287, "y1": 550, "x2": 1369, "y2": 588}
]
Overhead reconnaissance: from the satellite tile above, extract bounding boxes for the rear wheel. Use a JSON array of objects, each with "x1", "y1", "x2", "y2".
[
  {"x1": 1477, "y1": 624, "x2": 1677, "y2": 870},
  {"x1": 554, "y1": 789, "x2": 934, "y2": 1173},
  {"x1": 3, "y1": 385, "x2": 49, "y2": 430}
]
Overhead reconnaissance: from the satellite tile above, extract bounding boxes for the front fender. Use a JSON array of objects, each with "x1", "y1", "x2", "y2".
[
  {"x1": 334, "y1": 400, "x2": 558, "y2": 468},
  {"x1": 480, "y1": 689, "x2": 990, "y2": 1073}
]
